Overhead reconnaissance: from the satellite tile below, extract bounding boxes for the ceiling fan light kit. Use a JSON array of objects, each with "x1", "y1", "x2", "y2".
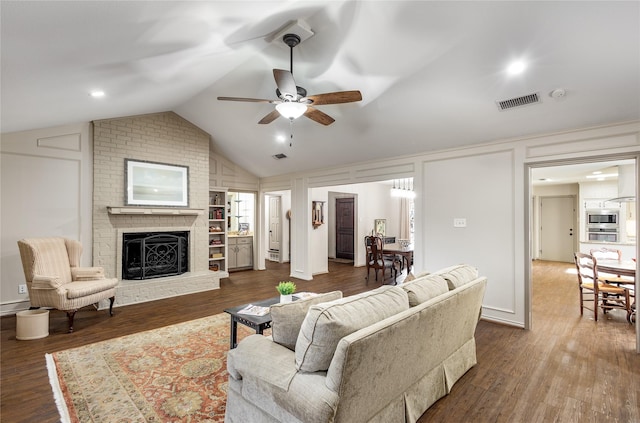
[{"x1": 276, "y1": 101, "x2": 307, "y2": 119}]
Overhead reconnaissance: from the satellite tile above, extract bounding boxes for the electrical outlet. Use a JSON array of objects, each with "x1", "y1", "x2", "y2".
[
  {"x1": 18, "y1": 284, "x2": 27, "y2": 294},
  {"x1": 453, "y1": 218, "x2": 467, "y2": 228}
]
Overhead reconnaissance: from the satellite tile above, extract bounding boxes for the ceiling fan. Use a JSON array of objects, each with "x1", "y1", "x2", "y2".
[{"x1": 217, "y1": 33, "x2": 362, "y2": 126}]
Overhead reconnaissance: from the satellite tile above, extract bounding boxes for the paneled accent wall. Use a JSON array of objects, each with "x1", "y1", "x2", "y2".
[
  {"x1": 92, "y1": 112, "x2": 218, "y2": 307},
  {"x1": 0, "y1": 123, "x2": 92, "y2": 314},
  {"x1": 209, "y1": 148, "x2": 259, "y2": 191}
]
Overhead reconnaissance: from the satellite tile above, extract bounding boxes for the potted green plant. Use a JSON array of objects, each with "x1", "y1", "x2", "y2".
[{"x1": 276, "y1": 281, "x2": 296, "y2": 303}]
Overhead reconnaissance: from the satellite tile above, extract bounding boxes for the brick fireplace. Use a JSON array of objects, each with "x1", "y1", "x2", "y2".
[{"x1": 92, "y1": 112, "x2": 219, "y2": 308}]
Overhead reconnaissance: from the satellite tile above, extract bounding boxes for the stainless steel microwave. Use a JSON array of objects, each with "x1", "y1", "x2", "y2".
[{"x1": 586, "y1": 209, "x2": 619, "y2": 226}]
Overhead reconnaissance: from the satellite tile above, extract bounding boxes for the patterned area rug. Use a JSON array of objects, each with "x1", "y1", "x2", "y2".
[{"x1": 46, "y1": 313, "x2": 254, "y2": 423}]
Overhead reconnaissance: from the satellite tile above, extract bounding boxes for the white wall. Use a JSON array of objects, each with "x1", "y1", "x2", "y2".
[
  {"x1": 423, "y1": 150, "x2": 519, "y2": 324},
  {"x1": 1, "y1": 123, "x2": 92, "y2": 314}
]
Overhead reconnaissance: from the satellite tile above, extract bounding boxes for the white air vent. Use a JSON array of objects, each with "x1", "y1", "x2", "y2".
[
  {"x1": 273, "y1": 153, "x2": 287, "y2": 160},
  {"x1": 496, "y1": 92, "x2": 540, "y2": 111}
]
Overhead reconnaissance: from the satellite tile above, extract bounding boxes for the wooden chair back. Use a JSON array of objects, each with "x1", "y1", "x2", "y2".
[
  {"x1": 590, "y1": 247, "x2": 622, "y2": 260},
  {"x1": 574, "y1": 252, "x2": 598, "y2": 289}
]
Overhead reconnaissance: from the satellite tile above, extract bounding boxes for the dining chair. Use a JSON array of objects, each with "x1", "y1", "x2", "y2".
[
  {"x1": 364, "y1": 236, "x2": 398, "y2": 284},
  {"x1": 574, "y1": 252, "x2": 632, "y2": 322},
  {"x1": 589, "y1": 247, "x2": 635, "y2": 285}
]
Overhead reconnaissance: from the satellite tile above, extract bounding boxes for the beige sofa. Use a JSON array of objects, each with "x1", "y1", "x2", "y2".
[{"x1": 226, "y1": 264, "x2": 487, "y2": 423}]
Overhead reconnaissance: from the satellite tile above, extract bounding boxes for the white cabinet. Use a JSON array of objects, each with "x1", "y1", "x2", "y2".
[
  {"x1": 228, "y1": 236, "x2": 253, "y2": 271},
  {"x1": 208, "y1": 189, "x2": 228, "y2": 274},
  {"x1": 583, "y1": 198, "x2": 617, "y2": 209}
]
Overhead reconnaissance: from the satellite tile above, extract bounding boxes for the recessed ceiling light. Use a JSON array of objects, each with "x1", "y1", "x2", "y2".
[
  {"x1": 507, "y1": 60, "x2": 526, "y2": 75},
  {"x1": 276, "y1": 135, "x2": 286, "y2": 143},
  {"x1": 89, "y1": 90, "x2": 105, "y2": 98}
]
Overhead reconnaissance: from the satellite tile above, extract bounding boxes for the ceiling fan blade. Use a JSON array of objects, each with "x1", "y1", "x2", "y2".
[
  {"x1": 258, "y1": 109, "x2": 281, "y2": 125},
  {"x1": 273, "y1": 69, "x2": 297, "y2": 99},
  {"x1": 305, "y1": 90, "x2": 362, "y2": 106},
  {"x1": 304, "y1": 106, "x2": 335, "y2": 126},
  {"x1": 217, "y1": 96, "x2": 277, "y2": 103}
]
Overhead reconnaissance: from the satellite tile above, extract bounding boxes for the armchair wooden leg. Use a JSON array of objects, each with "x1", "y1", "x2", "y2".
[
  {"x1": 66, "y1": 310, "x2": 77, "y2": 333},
  {"x1": 109, "y1": 297, "x2": 115, "y2": 316}
]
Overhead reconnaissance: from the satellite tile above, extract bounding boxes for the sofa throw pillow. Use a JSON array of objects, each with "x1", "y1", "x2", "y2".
[
  {"x1": 270, "y1": 291, "x2": 343, "y2": 351},
  {"x1": 401, "y1": 274, "x2": 449, "y2": 306},
  {"x1": 434, "y1": 264, "x2": 479, "y2": 290},
  {"x1": 295, "y1": 285, "x2": 409, "y2": 372}
]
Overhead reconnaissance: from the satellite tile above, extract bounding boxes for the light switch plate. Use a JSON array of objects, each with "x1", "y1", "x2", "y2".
[{"x1": 453, "y1": 218, "x2": 467, "y2": 228}]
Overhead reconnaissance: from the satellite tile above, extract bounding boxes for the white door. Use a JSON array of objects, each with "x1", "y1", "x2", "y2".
[
  {"x1": 539, "y1": 196, "x2": 575, "y2": 263},
  {"x1": 269, "y1": 196, "x2": 281, "y2": 252}
]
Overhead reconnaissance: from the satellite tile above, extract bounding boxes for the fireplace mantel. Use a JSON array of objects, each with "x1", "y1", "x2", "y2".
[{"x1": 107, "y1": 206, "x2": 204, "y2": 216}]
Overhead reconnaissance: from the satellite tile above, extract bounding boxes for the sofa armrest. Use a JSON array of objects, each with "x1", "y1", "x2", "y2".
[
  {"x1": 227, "y1": 335, "x2": 340, "y2": 422},
  {"x1": 227, "y1": 335, "x2": 298, "y2": 391},
  {"x1": 31, "y1": 275, "x2": 64, "y2": 290},
  {"x1": 71, "y1": 267, "x2": 105, "y2": 281}
]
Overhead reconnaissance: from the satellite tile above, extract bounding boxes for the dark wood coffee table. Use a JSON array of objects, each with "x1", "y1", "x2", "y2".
[{"x1": 224, "y1": 296, "x2": 280, "y2": 349}]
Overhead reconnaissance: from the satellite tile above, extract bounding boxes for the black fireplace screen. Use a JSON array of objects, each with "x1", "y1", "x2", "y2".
[{"x1": 122, "y1": 231, "x2": 188, "y2": 280}]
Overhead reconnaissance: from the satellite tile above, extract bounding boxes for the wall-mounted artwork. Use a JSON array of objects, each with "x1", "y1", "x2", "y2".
[
  {"x1": 125, "y1": 159, "x2": 189, "y2": 207},
  {"x1": 312, "y1": 201, "x2": 325, "y2": 229},
  {"x1": 374, "y1": 219, "x2": 386, "y2": 236}
]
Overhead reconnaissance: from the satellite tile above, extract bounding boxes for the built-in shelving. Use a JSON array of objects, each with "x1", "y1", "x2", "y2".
[{"x1": 208, "y1": 189, "x2": 228, "y2": 275}]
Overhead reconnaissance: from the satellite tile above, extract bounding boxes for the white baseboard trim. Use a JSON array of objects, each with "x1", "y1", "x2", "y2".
[{"x1": 1, "y1": 300, "x2": 31, "y2": 316}]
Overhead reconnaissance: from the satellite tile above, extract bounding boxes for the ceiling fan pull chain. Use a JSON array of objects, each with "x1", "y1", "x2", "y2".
[{"x1": 289, "y1": 118, "x2": 294, "y2": 147}]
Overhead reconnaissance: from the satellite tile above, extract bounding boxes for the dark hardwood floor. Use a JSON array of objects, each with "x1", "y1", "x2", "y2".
[{"x1": 1, "y1": 260, "x2": 637, "y2": 422}]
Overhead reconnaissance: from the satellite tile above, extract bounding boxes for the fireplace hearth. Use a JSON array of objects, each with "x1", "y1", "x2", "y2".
[{"x1": 122, "y1": 231, "x2": 188, "y2": 280}]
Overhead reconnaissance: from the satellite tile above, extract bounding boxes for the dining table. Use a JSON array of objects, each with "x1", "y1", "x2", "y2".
[
  {"x1": 596, "y1": 258, "x2": 637, "y2": 323},
  {"x1": 383, "y1": 243, "x2": 413, "y2": 272},
  {"x1": 596, "y1": 259, "x2": 637, "y2": 279}
]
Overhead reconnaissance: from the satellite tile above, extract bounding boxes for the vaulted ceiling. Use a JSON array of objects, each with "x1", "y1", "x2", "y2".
[{"x1": 2, "y1": 1, "x2": 639, "y2": 177}]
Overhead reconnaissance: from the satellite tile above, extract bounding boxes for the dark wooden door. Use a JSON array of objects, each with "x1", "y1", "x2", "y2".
[{"x1": 335, "y1": 197, "x2": 355, "y2": 260}]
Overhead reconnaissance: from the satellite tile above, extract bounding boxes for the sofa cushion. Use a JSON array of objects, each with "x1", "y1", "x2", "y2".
[
  {"x1": 295, "y1": 285, "x2": 409, "y2": 372},
  {"x1": 434, "y1": 264, "x2": 479, "y2": 290},
  {"x1": 270, "y1": 291, "x2": 343, "y2": 350},
  {"x1": 404, "y1": 270, "x2": 430, "y2": 282},
  {"x1": 64, "y1": 278, "x2": 119, "y2": 299},
  {"x1": 401, "y1": 274, "x2": 449, "y2": 306}
]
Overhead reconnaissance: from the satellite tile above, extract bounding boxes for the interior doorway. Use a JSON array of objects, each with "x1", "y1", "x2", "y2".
[
  {"x1": 335, "y1": 197, "x2": 355, "y2": 260},
  {"x1": 527, "y1": 154, "x2": 639, "y2": 352},
  {"x1": 268, "y1": 195, "x2": 281, "y2": 261},
  {"x1": 538, "y1": 196, "x2": 575, "y2": 262},
  {"x1": 264, "y1": 191, "x2": 291, "y2": 265}
]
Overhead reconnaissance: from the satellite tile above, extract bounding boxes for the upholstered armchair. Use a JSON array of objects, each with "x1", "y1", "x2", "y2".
[{"x1": 17, "y1": 237, "x2": 118, "y2": 333}]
